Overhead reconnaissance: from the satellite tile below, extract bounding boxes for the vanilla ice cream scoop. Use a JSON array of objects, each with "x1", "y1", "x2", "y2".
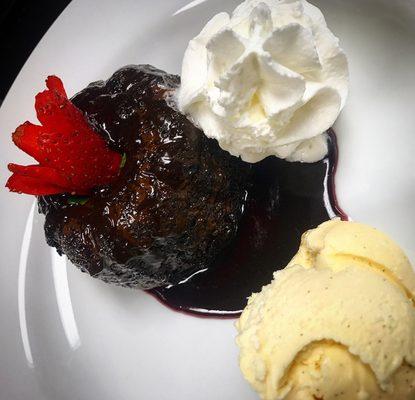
[
  {"x1": 283, "y1": 342, "x2": 415, "y2": 400},
  {"x1": 178, "y1": 0, "x2": 349, "y2": 163},
  {"x1": 289, "y1": 219, "x2": 415, "y2": 299},
  {"x1": 236, "y1": 220, "x2": 415, "y2": 400}
]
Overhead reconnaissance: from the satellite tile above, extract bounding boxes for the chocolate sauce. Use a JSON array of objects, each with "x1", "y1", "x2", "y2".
[
  {"x1": 38, "y1": 65, "x2": 346, "y2": 318},
  {"x1": 151, "y1": 131, "x2": 346, "y2": 317},
  {"x1": 40, "y1": 66, "x2": 252, "y2": 290}
]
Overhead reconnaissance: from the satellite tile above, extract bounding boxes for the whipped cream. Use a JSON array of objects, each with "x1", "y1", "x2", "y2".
[{"x1": 178, "y1": 0, "x2": 349, "y2": 163}]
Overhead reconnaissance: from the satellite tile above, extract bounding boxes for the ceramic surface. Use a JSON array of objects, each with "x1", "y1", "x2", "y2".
[{"x1": 0, "y1": 1, "x2": 414, "y2": 399}]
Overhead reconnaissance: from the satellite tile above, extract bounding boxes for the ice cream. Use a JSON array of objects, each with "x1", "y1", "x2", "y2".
[
  {"x1": 236, "y1": 220, "x2": 415, "y2": 400},
  {"x1": 288, "y1": 219, "x2": 415, "y2": 297},
  {"x1": 281, "y1": 342, "x2": 415, "y2": 400},
  {"x1": 178, "y1": 0, "x2": 349, "y2": 163}
]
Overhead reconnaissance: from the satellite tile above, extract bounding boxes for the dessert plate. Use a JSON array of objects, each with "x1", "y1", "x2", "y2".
[{"x1": 0, "y1": 0, "x2": 414, "y2": 399}]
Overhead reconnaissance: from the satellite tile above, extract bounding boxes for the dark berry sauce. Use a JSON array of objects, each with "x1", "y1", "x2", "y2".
[
  {"x1": 151, "y1": 131, "x2": 346, "y2": 317},
  {"x1": 39, "y1": 66, "x2": 346, "y2": 318},
  {"x1": 40, "y1": 66, "x2": 252, "y2": 290}
]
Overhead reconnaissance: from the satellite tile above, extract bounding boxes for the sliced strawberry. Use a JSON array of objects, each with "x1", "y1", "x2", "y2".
[
  {"x1": 8, "y1": 163, "x2": 71, "y2": 189},
  {"x1": 44, "y1": 75, "x2": 67, "y2": 96},
  {"x1": 12, "y1": 122, "x2": 44, "y2": 163},
  {"x1": 6, "y1": 174, "x2": 66, "y2": 196},
  {"x1": 36, "y1": 77, "x2": 79, "y2": 131},
  {"x1": 6, "y1": 76, "x2": 122, "y2": 196}
]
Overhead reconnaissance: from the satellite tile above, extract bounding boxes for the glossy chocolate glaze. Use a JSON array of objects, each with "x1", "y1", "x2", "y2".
[
  {"x1": 152, "y1": 132, "x2": 345, "y2": 317},
  {"x1": 39, "y1": 65, "x2": 252, "y2": 289},
  {"x1": 39, "y1": 65, "x2": 345, "y2": 318}
]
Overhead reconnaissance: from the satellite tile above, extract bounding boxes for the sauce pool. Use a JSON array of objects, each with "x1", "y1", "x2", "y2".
[{"x1": 151, "y1": 130, "x2": 346, "y2": 317}]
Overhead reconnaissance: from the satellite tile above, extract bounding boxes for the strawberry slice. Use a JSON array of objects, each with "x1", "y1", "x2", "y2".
[
  {"x1": 6, "y1": 174, "x2": 67, "y2": 196},
  {"x1": 6, "y1": 76, "x2": 122, "y2": 196},
  {"x1": 8, "y1": 163, "x2": 71, "y2": 188}
]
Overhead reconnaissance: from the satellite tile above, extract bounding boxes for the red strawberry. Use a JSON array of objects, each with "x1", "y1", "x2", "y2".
[{"x1": 6, "y1": 76, "x2": 122, "y2": 195}]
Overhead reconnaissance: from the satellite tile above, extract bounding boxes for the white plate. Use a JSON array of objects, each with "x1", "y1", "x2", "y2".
[{"x1": 1, "y1": 1, "x2": 415, "y2": 399}]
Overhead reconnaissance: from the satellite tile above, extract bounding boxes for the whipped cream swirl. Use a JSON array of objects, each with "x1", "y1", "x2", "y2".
[{"x1": 178, "y1": 0, "x2": 349, "y2": 163}]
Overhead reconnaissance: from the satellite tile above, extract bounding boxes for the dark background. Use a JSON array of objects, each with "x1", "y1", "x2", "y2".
[{"x1": 0, "y1": 0, "x2": 71, "y2": 103}]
